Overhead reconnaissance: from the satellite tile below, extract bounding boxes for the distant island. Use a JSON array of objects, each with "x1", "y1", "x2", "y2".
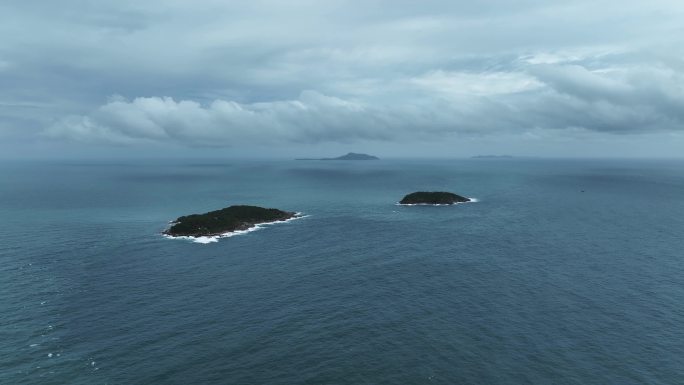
[
  {"x1": 399, "y1": 191, "x2": 471, "y2": 205},
  {"x1": 164, "y1": 205, "x2": 299, "y2": 237},
  {"x1": 471, "y1": 155, "x2": 514, "y2": 159},
  {"x1": 296, "y1": 152, "x2": 379, "y2": 160}
]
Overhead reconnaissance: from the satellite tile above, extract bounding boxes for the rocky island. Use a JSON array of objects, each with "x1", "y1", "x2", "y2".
[
  {"x1": 164, "y1": 205, "x2": 299, "y2": 237},
  {"x1": 296, "y1": 152, "x2": 379, "y2": 160},
  {"x1": 399, "y1": 191, "x2": 471, "y2": 205}
]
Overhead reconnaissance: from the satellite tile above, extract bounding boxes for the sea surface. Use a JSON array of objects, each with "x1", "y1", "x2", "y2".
[{"x1": 1, "y1": 158, "x2": 684, "y2": 384}]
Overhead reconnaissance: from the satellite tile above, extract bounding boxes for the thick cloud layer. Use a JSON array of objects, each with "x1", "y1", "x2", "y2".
[
  {"x1": 2, "y1": 0, "x2": 684, "y2": 153},
  {"x1": 47, "y1": 63, "x2": 684, "y2": 145}
]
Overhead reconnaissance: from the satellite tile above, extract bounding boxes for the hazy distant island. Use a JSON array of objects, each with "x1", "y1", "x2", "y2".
[
  {"x1": 399, "y1": 191, "x2": 472, "y2": 205},
  {"x1": 296, "y1": 152, "x2": 379, "y2": 161},
  {"x1": 164, "y1": 205, "x2": 299, "y2": 237},
  {"x1": 471, "y1": 155, "x2": 514, "y2": 159}
]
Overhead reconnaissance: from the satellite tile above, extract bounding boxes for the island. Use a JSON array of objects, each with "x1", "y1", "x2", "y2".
[
  {"x1": 471, "y1": 155, "x2": 514, "y2": 159},
  {"x1": 296, "y1": 152, "x2": 379, "y2": 160},
  {"x1": 164, "y1": 205, "x2": 299, "y2": 237},
  {"x1": 399, "y1": 191, "x2": 471, "y2": 205}
]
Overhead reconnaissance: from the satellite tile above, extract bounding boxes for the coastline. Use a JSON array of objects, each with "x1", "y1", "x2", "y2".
[
  {"x1": 396, "y1": 197, "x2": 479, "y2": 206},
  {"x1": 163, "y1": 212, "x2": 308, "y2": 244}
]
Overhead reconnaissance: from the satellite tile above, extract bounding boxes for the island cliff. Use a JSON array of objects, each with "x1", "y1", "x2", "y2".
[{"x1": 164, "y1": 205, "x2": 298, "y2": 237}]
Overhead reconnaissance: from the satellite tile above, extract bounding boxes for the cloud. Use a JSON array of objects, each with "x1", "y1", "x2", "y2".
[
  {"x1": 45, "y1": 60, "x2": 684, "y2": 146},
  {"x1": 2, "y1": 0, "x2": 684, "y2": 154},
  {"x1": 46, "y1": 92, "x2": 396, "y2": 145},
  {"x1": 48, "y1": 89, "x2": 497, "y2": 146},
  {"x1": 525, "y1": 64, "x2": 684, "y2": 132}
]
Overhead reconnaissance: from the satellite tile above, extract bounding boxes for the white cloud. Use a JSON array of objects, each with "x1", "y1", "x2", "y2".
[
  {"x1": 3, "y1": 0, "x2": 684, "y2": 155},
  {"x1": 46, "y1": 92, "x2": 396, "y2": 145},
  {"x1": 410, "y1": 70, "x2": 542, "y2": 96},
  {"x1": 45, "y1": 62, "x2": 684, "y2": 146}
]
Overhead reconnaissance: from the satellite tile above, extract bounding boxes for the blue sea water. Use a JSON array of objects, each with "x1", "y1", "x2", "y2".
[{"x1": 1, "y1": 158, "x2": 684, "y2": 384}]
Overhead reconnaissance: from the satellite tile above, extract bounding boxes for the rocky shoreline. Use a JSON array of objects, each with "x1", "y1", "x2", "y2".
[{"x1": 163, "y1": 205, "x2": 299, "y2": 237}]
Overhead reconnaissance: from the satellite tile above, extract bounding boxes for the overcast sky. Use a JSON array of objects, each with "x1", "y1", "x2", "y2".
[{"x1": 1, "y1": 0, "x2": 684, "y2": 158}]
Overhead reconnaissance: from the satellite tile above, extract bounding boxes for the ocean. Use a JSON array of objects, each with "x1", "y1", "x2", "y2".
[{"x1": 1, "y1": 158, "x2": 683, "y2": 384}]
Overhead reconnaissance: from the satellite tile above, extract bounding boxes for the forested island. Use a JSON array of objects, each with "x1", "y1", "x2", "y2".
[
  {"x1": 399, "y1": 191, "x2": 471, "y2": 205},
  {"x1": 164, "y1": 205, "x2": 299, "y2": 237}
]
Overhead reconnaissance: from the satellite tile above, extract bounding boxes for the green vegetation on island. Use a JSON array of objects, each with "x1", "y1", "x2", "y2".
[
  {"x1": 164, "y1": 205, "x2": 298, "y2": 237},
  {"x1": 399, "y1": 191, "x2": 471, "y2": 205}
]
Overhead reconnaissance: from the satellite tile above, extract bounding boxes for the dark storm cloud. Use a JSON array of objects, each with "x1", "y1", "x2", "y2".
[{"x1": 2, "y1": 0, "x2": 684, "y2": 149}]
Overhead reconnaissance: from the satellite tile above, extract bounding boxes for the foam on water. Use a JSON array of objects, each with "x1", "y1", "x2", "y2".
[
  {"x1": 395, "y1": 198, "x2": 478, "y2": 206},
  {"x1": 163, "y1": 213, "x2": 309, "y2": 244}
]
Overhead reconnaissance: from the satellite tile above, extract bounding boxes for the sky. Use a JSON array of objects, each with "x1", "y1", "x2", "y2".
[{"x1": 1, "y1": 0, "x2": 684, "y2": 158}]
